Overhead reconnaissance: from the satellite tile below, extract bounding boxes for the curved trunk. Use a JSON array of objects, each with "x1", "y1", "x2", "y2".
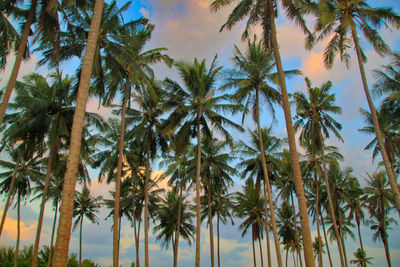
[
  {"x1": 114, "y1": 85, "x2": 129, "y2": 267},
  {"x1": 79, "y1": 217, "x2": 83, "y2": 267},
  {"x1": 319, "y1": 133, "x2": 346, "y2": 267},
  {"x1": 291, "y1": 192, "x2": 303, "y2": 267},
  {"x1": 258, "y1": 232, "x2": 264, "y2": 267},
  {"x1": 32, "y1": 145, "x2": 56, "y2": 267},
  {"x1": 207, "y1": 179, "x2": 215, "y2": 267},
  {"x1": 314, "y1": 172, "x2": 323, "y2": 267},
  {"x1": 217, "y1": 211, "x2": 221, "y2": 267},
  {"x1": 13, "y1": 193, "x2": 21, "y2": 267},
  {"x1": 320, "y1": 213, "x2": 333, "y2": 267},
  {"x1": 0, "y1": 154, "x2": 20, "y2": 237},
  {"x1": 265, "y1": 2, "x2": 315, "y2": 266},
  {"x1": 52, "y1": 1, "x2": 105, "y2": 265},
  {"x1": 195, "y1": 115, "x2": 202, "y2": 267},
  {"x1": 47, "y1": 202, "x2": 59, "y2": 267},
  {"x1": 0, "y1": 0, "x2": 37, "y2": 127},
  {"x1": 144, "y1": 142, "x2": 151, "y2": 267},
  {"x1": 350, "y1": 26, "x2": 400, "y2": 212},
  {"x1": 255, "y1": 88, "x2": 282, "y2": 267},
  {"x1": 174, "y1": 183, "x2": 183, "y2": 267}
]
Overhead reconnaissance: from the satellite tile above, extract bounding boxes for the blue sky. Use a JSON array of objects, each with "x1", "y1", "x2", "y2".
[{"x1": 1, "y1": 0, "x2": 400, "y2": 266}]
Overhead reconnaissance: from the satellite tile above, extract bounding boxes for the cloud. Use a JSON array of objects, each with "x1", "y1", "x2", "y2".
[{"x1": 0, "y1": 211, "x2": 36, "y2": 241}]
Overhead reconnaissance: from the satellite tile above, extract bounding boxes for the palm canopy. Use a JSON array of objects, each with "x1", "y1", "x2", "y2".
[
  {"x1": 293, "y1": 77, "x2": 342, "y2": 151},
  {"x1": 373, "y1": 52, "x2": 400, "y2": 101},
  {"x1": 73, "y1": 185, "x2": 102, "y2": 230},
  {"x1": 307, "y1": 0, "x2": 400, "y2": 68}
]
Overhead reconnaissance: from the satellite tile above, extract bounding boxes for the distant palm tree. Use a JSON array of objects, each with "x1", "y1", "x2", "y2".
[
  {"x1": 73, "y1": 185, "x2": 102, "y2": 267},
  {"x1": 350, "y1": 248, "x2": 373, "y2": 267}
]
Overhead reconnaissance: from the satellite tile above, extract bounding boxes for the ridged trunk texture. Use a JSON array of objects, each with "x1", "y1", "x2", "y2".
[
  {"x1": 266, "y1": 1, "x2": 315, "y2": 266},
  {"x1": 0, "y1": 0, "x2": 37, "y2": 128},
  {"x1": 255, "y1": 88, "x2": 282, "y2": 267},
  {"x1": 195, "y1": 115, "x2": 202, "y2": 267},
  {"x1": 31, "y1": 145, "x2": 56, "y2": 267},
  {"x1": 351, "y1": 26, "x2": 400, "y2": 212},
  {"x1": 52, "y1": 1, "x2": 104, "y2": 265}
]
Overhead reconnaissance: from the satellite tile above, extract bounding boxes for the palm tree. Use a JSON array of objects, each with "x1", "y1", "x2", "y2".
[
  {"x1": 153, "y1": 187, "x2": 195, "y2": 265},
  {"x1": 72, "y1": 185, "x2": 102, "y2": 266},
  {"x1": 350, "y1": 248, "x2": 373, "y2": 267},
  {"x1": 225, "y1": 35, "x2": 301, "y2": 266},
  {"x1": 210, "y1": 0, "x2": 315, "y2": 264},
  {"x1": 365, "y1": 171, "x2": 396, "y2": 267},
  {"x1": 234, "y1": 179, "x2": 266, "y2": 267},
  {"x1": 309, "y1": 0, "x2": 400, "y2": 213},
  {"x1": 52, "y1": 0, "x2": 105, "y2": 265},
  {"x1": 163, "y1": 56, "x2": 243, "y2": 267},
  {"x1": 0, "y1": 0, "x2": 20, "y2": 70},
  {"x1": 293, "y1": 77, "x2": 345, "y2": 266}
]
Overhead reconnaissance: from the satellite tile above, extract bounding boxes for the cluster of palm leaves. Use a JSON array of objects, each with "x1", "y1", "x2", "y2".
[{"x1": 0, "y1": 0, "x2": 399, "y2": 267}]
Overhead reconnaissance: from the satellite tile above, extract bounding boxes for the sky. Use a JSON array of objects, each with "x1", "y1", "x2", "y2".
[{"x1": 1, "y1": 0, "x2": 400, "y2": 266}]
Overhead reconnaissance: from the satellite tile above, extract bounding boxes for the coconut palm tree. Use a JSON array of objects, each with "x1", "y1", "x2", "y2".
[
  {"x1": 308, "y1": 0, "x2": 400, "y2": 213},
  {"x1": 293, "y1": 76, "x2": 345, "y2": 266},
  {"x1": 72, "y1": 185, "x2": 102, "y2": 267},
  {"x1": 0, "y1": 0, "x2": 21, "y2": 70},
  {"x1": 52, "y1": 0, "x2": 105, "y2": 264},
  {"x1": 365, "y1": 171, "x2": 396, "y2": 267},
  {"x1": 350, "y1": 248, "x2": 373, "y2": 267},
  {"x1": 163, "y1": 56, "x2": 243, "y2": 267},
  {"x1": 153, "y1": 187, "x2": 195, "y2": 265},
  {"x1": 210, "y1": 0, "x2": 315, "y2": 264}
]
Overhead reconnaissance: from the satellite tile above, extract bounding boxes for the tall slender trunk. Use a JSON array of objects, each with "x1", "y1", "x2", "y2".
[
  {"x1": 319, "y1": 134, "x2": 346, "y2": 267},
  {"x1": 133, "y1": 206, "x2": 139, "y2": 267},
  {"x1": 264, "y1": 208, "x2": 271, "y2": 267},
  {"x1": 217, "y1": 211, "x2": 221, "y2": 267},
  {"x1": 47, "y1": 202, "x2": 59, "y2": 267},
  {"x1": 207, "y1": 179, "x2": 215, "y2": 267},
  {"x1": 258, "y1": 232, "x2": 264, "y2": 267},
  {"x1": 144, "y1": 142, "x2": 151, "y2": 267},
  {"x1": 338, "y1": 215, "x2": 348, "y2": 267},
  {"x1": 114, "y1": 85, "x2": 129, "y2": 267},
  {"x1": 0, "y1": 154, "x2": 20, "y2": 237},
  {"x1": 314, "y1": 172, "x2": 323, "y2": 267},
  {"x1": 52, "y1": 1, "x2": 104, "y2": 266},
  {"x1": 135, "y1": 215, "x2": 141, "y2": 267},
  {"x1": 255, "y1": 88, "x2": 282, "y2": 267},
  {"x1": 320, "y1": 213, "x2": 333, "y2": 267},
  {"x1": 32, "y1": 145, "x2": 56, "y2": 267},
  {"x1": 14, "y1": 193, "x2": 21, "y2": 267},
  {"x1": 350, "y1": 26, "x2": 400, "y2": 212},
  {"x1": 252, "y1": 226, "x2": 257, "y2": 267},
  {"x1": 265, "y1": 2, "x2": 315, "y2": 266},
  {"x1": 382, "y1": 232, "x2": 392, "y2": 267},
  {"x1": 0, "y1": 0, "x2": 37, "y2": 127},
  {"x1": 291, "y1": 192, "x2": 303, "y2": 267},
  {"x1": 195, "y1": 115, "x2": 202, "y2": 267},
  {"x1": 118, "y1": 216, "x2": 122, "y2": 252},
  {"x1": 356, "y1": 218, "x2": 365, "y2": 267},
  {"x1": 174, "y1": 183, "x2": 183, "y2": 267},
  {"x1": 286, "y1": 248, "x2": 289, "y2": 267},
  {"x1": 79, "y1": 216, "x2": 83, "y2": 267}
]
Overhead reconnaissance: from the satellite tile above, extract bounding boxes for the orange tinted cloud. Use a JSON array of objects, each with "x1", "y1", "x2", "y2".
[{"x1": 0, "y1": 211, "x2": 36, "y2": 241}]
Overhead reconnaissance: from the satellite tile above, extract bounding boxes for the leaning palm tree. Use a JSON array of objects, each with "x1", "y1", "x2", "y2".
[
  {"x1": 52, "y1": 0, "x2": 105, "y2": 265},
  {"x1": 210, "y1": 0, "x2": 315, "y2": 264},
  {"x1": 163, "y1": 56, "x2": 243, "y2": 267},
  {"x1": 153, "y1": 187, "x2": 195, "y2": 266},
  {"x1": 72, "y1": 185, "x2": 102, "y2": 267},
  {"x1": 225, "y1": 35, "x2": 300, "y2": 266},
  {"x1": 293, "y1": 77, "x2": 345, "y2": 266},
  {"x1": 308, "y1": 0, "x2": 400, "y2": 212}
]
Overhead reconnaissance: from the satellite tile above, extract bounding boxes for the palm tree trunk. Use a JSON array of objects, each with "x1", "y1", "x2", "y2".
[
  {"x1": 52, "y1": 1, "x2": 104, "y2": 266},
  {"x1": 14, "y1": 193, "x2": 21, "y2": 267},
  {"x1": 265, "y1": 2, "x2": 315, "y2": 266},
  {"x1": 207, "y1": 179, "x2": 215, "y2": 267},
  {"x1": 290, "y1": 192, "x2": 303, "y2": 267},
  {"x1": 356, "y1": 219, "x2": 365, "y2": 267},
  {"x1": 319, "y1": 134, "x2": 346, "y2": 267},
  {"x1": 338, "y1": 215, "x2": 348, "y2": 267},
  {"x1": 174, "y1": 183, "x2": 183, "y2": 267},
  {"x1": 350, "y1": 26, "x2": 400, "y2": 212},
  {"x1": 252, "y1": 226, "x2": 257, "y2": 267},
  {"x1": 255, "y1": 88, "x2": 282, "y2": 267},
  {"x1": 47, "y1": 202, "x2": 59, "y2": 267},
  {"x1": 0, "y1": 153, "x2": 20, "y2": 237},
  {"x1": 382, "y1": 231, "x2": 392, "y2": 267},
  {"x1": 114, "y1": 85, "x2": 129, "y2": 267},
  {"x1": 32, "y1": 145, "x2": 56, "y2": 267},
  {"x1": 135, "y1": 215, "x2": 140, "y2": 267},
  {"x1": 314, "y1": 172, "x2": 323, "y2": 267},
  {"x1": 144, "y1": 142, "x2": 151, "y2": 267},
  {"x1": 195, "y1": 115, "x2": 202, "y2": 267},
  {"x1": 79, "y1": 216, "x2": 83, "y2": 267},
  {"x1": 264, "y1": 208, "x2": 271, "y2": 267},
  {"x1": 286, "y1": 248, "x2": 289, "y2": 267},
  {"x1": 258, "y1": 233, "x2": 264, "y2": 267},
  {"x1": 217, "y1": 211, "x2": 221, "y2": 267},
  {"x1": 0, "y1": 0, "x2": 37, "y2": 128},
  {"x1": 320, "y1": 213, "x2": 333, "y2": 267}
]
